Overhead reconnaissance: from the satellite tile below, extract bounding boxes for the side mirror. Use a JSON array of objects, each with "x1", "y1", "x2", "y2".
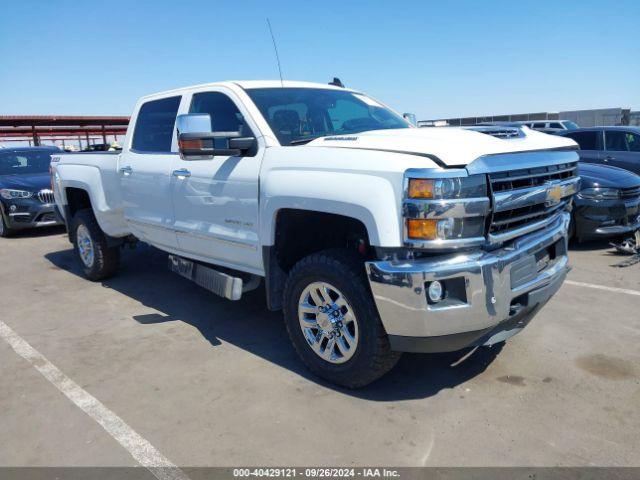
[{"x1": 176, "y1": 113, "x2": 256, "y2": 159}]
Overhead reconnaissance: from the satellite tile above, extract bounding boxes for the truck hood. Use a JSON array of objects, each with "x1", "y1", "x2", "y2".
[{"x1": 304, "y1": 127, "x2": 577, "y2": 167}]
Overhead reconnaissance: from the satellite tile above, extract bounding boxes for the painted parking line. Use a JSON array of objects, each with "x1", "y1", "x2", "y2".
[
  {"x1": 565, "y1": 280, "x2": 640, "y2": 297},
  {"x1": 0, "y1": 320, "x2": 189, "y2": 480}
]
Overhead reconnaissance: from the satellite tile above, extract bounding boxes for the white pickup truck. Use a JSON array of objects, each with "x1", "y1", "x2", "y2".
[{"x1": 51, "y1": 80, "x2": 580, "y2": 387}]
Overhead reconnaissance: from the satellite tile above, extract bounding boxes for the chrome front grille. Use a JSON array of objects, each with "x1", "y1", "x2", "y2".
[
  {"x1": 621, "y1": 186, "x2": 640, "y2": 200},
  {"x1": 489, "y1": 162, "x2": 577, "y2": 192},
  {"x1": 488, "y1": 161, "x2": 579, "y2": 243},
  {"x1": 37, "y1": 189, "x2": 55, "y2": 204}
]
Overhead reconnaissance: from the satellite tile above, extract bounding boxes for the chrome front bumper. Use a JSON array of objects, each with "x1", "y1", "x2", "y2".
[{"x1": 366, "y1": 213, "x2": 571, "y2": 352}]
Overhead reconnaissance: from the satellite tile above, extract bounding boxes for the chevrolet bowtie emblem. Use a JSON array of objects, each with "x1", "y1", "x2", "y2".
[{"x1": 545, "y1": 182, "x2": 563, "y2": 206}]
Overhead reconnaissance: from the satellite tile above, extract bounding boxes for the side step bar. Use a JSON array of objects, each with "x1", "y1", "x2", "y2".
[{"x1": 169, "y1": 254, "x2": 248, "y2": 301}]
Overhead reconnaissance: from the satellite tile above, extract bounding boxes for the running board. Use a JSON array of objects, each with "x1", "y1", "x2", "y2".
[{"x1": 168, "y1": 254, "x2": 243, "y2": 300}]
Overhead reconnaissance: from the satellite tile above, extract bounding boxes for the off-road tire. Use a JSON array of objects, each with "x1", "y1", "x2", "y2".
[
  {"x1": 72, "y1": 209, "x2": 120, "y2": 281},
  {"x1": 283, "y1": 249, "x2": 401, "y2": 388}
]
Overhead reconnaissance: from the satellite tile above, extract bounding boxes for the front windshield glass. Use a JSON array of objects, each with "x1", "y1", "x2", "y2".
[
  {"x1": 0, "y1": 150, "x2": 56, "y2": 176},
  {"x1": 245, "y1": 88, "x2": 410, "y2": 145},
  {"x1": 564, "y1": 121, "x2": 579, "y2": 130}
]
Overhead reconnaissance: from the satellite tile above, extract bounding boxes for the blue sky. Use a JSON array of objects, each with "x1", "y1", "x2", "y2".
[{"x1": 1, "y1": 0, "x2": 638, "y2": 120}]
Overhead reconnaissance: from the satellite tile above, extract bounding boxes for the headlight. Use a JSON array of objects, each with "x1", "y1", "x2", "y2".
[
  {"x1": 578, "y1": 187, "x2": 620, "y2": 200},
  {"x1": 0, "y1": 189, "x2": 33, "y2": 200},
  {"x1": 407, "y1": 217, "x2": 485, "y2": 241},
  {"x1": 408, "y1": 175, "x2": 486, "y2": 199}
]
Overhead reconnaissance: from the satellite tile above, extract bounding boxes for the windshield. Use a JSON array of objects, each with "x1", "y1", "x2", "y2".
[
  {"x1": 563, "y1": 121, "x2": 579, "y2": 130},
  {"x1": 245, "y1": 88, "x2": 410, "y2": 145},
  {"x1": 0, "y1": 150, "x2": 56, "y2": 176}
]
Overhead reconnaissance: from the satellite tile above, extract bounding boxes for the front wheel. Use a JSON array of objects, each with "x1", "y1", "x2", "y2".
[
  {"x1": 283, "y1": 249, "x2": 400, "y2": 388},
  {"x1": 72, "y1": 209, "x2": 120, "y2": 281},
  {"x1": 0, "y1": 213, "x2": 14, "y2": 238}
]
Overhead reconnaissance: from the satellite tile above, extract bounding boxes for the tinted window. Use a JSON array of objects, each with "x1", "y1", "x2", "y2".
[
  {"x1": 605, "y1": 131, "x2": 630, "y2": 152},
  {"x1": 549, "y1": 122, "x2": 563, "y2": 129},
  {"x1": 189, "y1": 92, "x2": 251, "y2": 134},
  {"x1": 532, "y1": 123, "x2": 547, "y2": 129},
  {"x1": 132, "y1": 96, "x2": 181, "y2": 152},
  {"x1": 0, "y1": 150, "x2": 58, "y2": 175},
  {"x1": 626, "y1": 132, "x2": 640, "y2": 152},
  {"x1": 245, "y1": 88, "x2": 408, "y2": 145},
  {"x1": 565, "y1": 131, "x2": 598, "y2": 150}
]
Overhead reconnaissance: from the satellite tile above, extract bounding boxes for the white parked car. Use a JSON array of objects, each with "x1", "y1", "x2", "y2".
[{"x1": 51, "y1": 81, "x2": 580, "y2": 387}]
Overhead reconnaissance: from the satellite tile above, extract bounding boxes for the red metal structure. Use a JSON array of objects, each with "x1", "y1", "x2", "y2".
[{"x1": 0, "y1": 115, "x2": 130, "y2": 148}]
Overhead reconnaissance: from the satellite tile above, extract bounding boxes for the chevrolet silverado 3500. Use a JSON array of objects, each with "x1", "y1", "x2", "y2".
[{"x1": 52, "y1": 81, "x2": 580, "y2": 387}]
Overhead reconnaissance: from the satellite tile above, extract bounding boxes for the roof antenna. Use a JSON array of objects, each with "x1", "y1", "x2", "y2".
[
  {"x1": 266, "y1": 18, "x2": 284, "y2": 88},
  {"x1": 329, "y1": 77, "x2": 345, "y2": 88}
]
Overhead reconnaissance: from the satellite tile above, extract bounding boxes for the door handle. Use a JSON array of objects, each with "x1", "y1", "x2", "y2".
[
  {"x1": 604, "y1": 156, "x2": 615, "y2": 161},
  {"x1": 172, "y1": 168, "x2": 191, "y2": 178},
  {"x1": 119, "y1": 166, "x2": 133, "y2": 176}
]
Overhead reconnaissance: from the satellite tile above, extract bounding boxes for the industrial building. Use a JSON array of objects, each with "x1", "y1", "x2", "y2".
[{"x1": 418, "y1": 107, "x2": 640, "y2": 128}]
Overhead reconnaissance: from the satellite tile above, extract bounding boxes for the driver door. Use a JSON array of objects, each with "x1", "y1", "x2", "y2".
[{"x1": 170, "y1": 89, "x2": 263, "y2": 272}]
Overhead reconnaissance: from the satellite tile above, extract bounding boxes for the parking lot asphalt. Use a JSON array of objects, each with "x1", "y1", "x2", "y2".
[{"x1": 1, "y1": 227, "x2": 639, "y2": 468}]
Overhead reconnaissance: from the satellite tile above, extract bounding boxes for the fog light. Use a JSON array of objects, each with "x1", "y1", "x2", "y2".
[
  {"x1": 9, "y1": 204, "x2": 17, "y2": 212},
  {"x1": 427, "y1": 281, "x2": 445, "y2": 303}
]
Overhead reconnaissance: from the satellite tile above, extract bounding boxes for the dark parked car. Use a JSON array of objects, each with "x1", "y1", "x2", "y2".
[
  {"x1": 0, "y1": 146, "x2": 63, "y2": 237},
  {"x1": 572, "y1": 162, "x2": 640, "y2": 242},
  {"x1": 558, "y1": 126, "x2": 640, "y2": 176}
]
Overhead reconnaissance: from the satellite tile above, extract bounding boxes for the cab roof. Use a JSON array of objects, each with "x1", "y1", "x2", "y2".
[{"x1": 140, "y1": 80, "x2": 358, "y2": 100}]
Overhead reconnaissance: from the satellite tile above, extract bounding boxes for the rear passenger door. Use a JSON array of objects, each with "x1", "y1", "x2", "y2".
[
  {"x1": 120, "y1": 96, "x2": 181, "y2": 250},
  {"x1": 563, "y1": 130, "x2": 602, "y2": 165},
  {"x1": 602, "y1": 130, "x2": 640, "y2": 175}
]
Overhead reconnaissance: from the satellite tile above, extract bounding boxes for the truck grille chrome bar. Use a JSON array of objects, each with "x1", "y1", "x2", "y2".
[{"x1": 488, "y1": 162, "x2": 579, "y2": 243}]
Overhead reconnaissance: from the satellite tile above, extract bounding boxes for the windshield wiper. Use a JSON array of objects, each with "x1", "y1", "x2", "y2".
[{"x1": 289, "y1": 135, "x2": 326, "y2": 146}]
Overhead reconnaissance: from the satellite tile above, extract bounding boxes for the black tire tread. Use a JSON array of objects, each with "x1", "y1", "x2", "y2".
[
  {"x1": 283, "y1": 249, "x2": 400, "y2": 388},
  {"x1": 0, "y1": 215, "x2": 14, "y2": 238},
  {"x1": 72, "y1": 209, "x2": 119, "y2": 281}
]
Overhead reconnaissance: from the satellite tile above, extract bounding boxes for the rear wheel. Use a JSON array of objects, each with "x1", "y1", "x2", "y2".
[
  {"x1": 283, "y1": 249, "x2": 400, "y2": 388},
  {"x1": 72, "y1": 209, "x2": 120, "y2": 281}
]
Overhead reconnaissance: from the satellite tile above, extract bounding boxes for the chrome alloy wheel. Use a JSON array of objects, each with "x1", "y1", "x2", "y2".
[
  {"x1": 298, "y1": 282, "x2": 359, "y2": 364},
  {"x1": 76, "y1": 224, "x2": 95, "y2": 268}
]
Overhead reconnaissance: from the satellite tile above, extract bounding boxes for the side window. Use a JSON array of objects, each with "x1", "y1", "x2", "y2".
[
  {"x1": 189, "y1": 92, "x2": 251, "y2": 135},
  {"x1": 566, "y1": 131, "x2": 598, "y2": 150},
  {"x1": 605, "y1": 131, "x2": 629, "y2": 152},
  {"x1": 533, "y1": 122, "x2": 547, "y2": 129},
  {"x1": 625, "y1": 133, "x2": 640, "y2": 152},
  {"x1": 132, "y1": 96, "x2": 181, "y2": 153},
  {"x1": 549, "y1": 122, "x2": 563, "y2": 129}
]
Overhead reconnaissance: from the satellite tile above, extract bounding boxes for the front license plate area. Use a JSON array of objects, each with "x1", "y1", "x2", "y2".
[{"x1": 510, "y1": 239, "x2": 563, "y2": 290}]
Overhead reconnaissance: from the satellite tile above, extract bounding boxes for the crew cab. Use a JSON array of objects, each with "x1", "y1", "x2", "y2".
[{"x1": 51, "y1": 81, "x2": 580, "y2": 387}]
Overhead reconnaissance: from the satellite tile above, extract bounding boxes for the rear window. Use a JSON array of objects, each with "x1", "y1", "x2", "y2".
[
  {"x1": 565, "y1": 131, "x2": 599, "y2": 150},
  {"x1": 132, "y1": 96, "x2": 181, "y2": 153}
]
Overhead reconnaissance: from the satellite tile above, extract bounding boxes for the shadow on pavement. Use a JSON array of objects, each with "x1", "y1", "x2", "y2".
[
  {"x1": 45, "y1": 243, "x2": 503, "y2": 401},
  {"x1": 3, "y1": 225, "x2": 66, "y2": 239}
]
